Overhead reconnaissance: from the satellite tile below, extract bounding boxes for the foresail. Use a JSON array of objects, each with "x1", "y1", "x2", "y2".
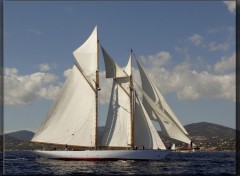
[
  {"x1": 32, "y1": 27, "x2": 98, "y2": 147},
  {"x1": 134, "y1": 95, "x2": 166, "y2": 150},
  {"x1": 136, "y1": 59, "x2": 191, "y2": 144},
  {"x1": 31, "y1": 65, "x2": 96, "y2": 147}
]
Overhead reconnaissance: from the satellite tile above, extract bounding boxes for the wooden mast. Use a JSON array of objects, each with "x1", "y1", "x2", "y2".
[
  {"x1": 130, "y1": 49, "x2": 134, "y2": 148},
  {"x1": 95, "y1": 37, "x2": 100, "y2": 150}
]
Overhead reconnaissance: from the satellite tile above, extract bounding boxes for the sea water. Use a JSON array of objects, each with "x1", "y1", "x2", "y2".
[{"x1": 3, "y1": 151, "x2": 236, "y2": 175}]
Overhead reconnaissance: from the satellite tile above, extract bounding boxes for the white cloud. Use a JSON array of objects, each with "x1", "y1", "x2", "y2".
[
  {"x1": 4, "y1": 68, "x2": 60, "y2": 105},
  {"x1": 4, "y1": 66, "x2": 117, "y2": 106},
  {"x1": 5, "y1": 49, "x2": 236, "y2": 106},
  {"x1": 214, "y1": 53, "x2": 235, "y2": 73},
  {"x1": 38, "y1": 63, "x2": 57, "y2": 72},
  {"x1": 188, "y1": 34, "x2": 203, "y2": 46},
  {"x1": 177, "y1": 86, "x2": 200, "y2": 100},
  {"x1": 223, "y1": 1, "x2": 236, "y2": 14},
  {"x1": 38, "y1": 63, "x2": 50, "y2": 72},
  {"x1": 139, "y1": 51, "x2": 171, "y2": 67},
  {"x1": 137, "y1": 52, "x2": 235, "y2": 102},
  {"x1": 176, "y1": 71, "x2": 235, "y2": 101},
  {"x1": 208, "y1": 41, "x2": 229, "y2": 51}
]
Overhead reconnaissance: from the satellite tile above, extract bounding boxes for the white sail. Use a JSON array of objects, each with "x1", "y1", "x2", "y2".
[
  {"x1": 101, "y1": 48, "x2": 131, "y2": 147},
  {"x1": 73, "y1": 26, "x2": 98, "y2": 87},
  {"x1": 134, "y1": 95, "x2": 166, "y2": 150},
  {"x1": 136, "y1": 84, "x2": 191, "y2": 144},
  {"x1": 31, "y1": 27, "x2": 98, "y2": 147},
  {"x1": 136, "y1": 59, "x2": 191, "y2": 144},
  {"x1": 101, "y1": 46, "x2": 128, "y2": 78},
  {"x1": 100, "y1": 80, "x2": 131, "y2": 147},
  {"x1": 124, "y1": 54, "x2": 132, "y2": 76},
  {"x1": 31, "y1": 65, "x2": 97, "y2": 147}
]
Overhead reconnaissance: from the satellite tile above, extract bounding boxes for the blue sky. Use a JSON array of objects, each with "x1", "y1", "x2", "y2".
[{"x1": 4, "y1": 1, "x2": 236, "y2": 133}]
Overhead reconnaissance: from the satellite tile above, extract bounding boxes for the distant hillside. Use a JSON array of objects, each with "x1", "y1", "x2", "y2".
[
  {"x1": 5, "y1": 130, "x2": 34, "y2": 141},
  {"x1": 4, "y1": 122, "x2": 236, "y2": 150},
  {"x1": 158, "y1": 122, "x2": 235, "y2": 150},
  {"x1": 4, "y1": 130, "x2": 38, "y2": 150},
  {"x1": 184, "y1": 122, "x2": 235, "y2": 139}
]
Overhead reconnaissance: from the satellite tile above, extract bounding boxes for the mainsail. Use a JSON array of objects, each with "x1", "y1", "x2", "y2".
[
  {"x1": 101, "y1": 48, "x2": 167, "y2": 149},
  {"x1": 100, "y1": 47, "x2": 132, "y2": 148},
  {"x1": 136, "y1": 59, "x2": 191, "y2": 144},
  {"x1": 31, "y1": 26, "x2": 99, "y2": 147}
]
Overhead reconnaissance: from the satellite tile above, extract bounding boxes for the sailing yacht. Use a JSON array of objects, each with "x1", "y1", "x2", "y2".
[{"x1": 31, "y1": 26, "x2": 192, "y2": 161}]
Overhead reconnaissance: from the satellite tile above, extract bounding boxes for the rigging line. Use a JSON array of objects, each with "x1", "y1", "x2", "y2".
[
  {"x1": 74, "y1": 63, "x2": 96, "y2": 92},
  {"x1": 131, "y1": 50, "x2": 139, "y2": 62},
  {"x1": 114, "y1": 78, "x2": 131, "y2": 97},
  {"x1": 112, "y1": 99, "x2": 130, "y2": 113}
]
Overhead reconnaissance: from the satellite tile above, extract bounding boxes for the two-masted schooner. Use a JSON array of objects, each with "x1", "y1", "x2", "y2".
[{"x1": 31, "y1": 26, "x2": 192, "y2": 161}]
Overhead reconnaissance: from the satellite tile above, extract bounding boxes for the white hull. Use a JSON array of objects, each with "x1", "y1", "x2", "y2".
[{"x1": 34, "y1": 150, "x2": 171, "y2": 161}]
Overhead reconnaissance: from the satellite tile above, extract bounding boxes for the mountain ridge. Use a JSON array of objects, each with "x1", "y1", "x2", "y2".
[
  {"x1": 4, "y1": 122, "x2": 236, "y2": 151},
  {"x1": 184, "y1": 122, "x2": 235, "y2": 139},
  {"x1": 5, "y1": 130, "x2": 34, "y2": 141}
]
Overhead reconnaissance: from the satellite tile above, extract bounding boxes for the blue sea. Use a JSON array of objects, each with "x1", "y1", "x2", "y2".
[{"x1": 3, "y1": 151, "x2": 236, "y2": 175}]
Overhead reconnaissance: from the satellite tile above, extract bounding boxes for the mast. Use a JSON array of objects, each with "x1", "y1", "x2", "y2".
[
  {"x1": 130, "y1": 49, "x2": 134, "y2": 148},
  {"x1": 95, "y1": 39, "x2": 100, "y2": 149}
]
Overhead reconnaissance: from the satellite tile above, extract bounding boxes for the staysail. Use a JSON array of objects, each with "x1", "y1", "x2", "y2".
[
  {"x1": 100, "y1": 47, "x2": 132, "y2": 148},
  {"x1": 31, "y1": 26, "x2": 98, "y2": 147},
  {"x1": 134, "y1": 94, "x2": 166, "y2": 149},
  {"x1": 136, "y1": 59, "x2": 191, "y2": 144}
]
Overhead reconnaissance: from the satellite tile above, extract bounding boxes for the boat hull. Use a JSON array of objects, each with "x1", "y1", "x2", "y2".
[{"x1": 33, "y1": 150, "x2": 171, "y2": 161}]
